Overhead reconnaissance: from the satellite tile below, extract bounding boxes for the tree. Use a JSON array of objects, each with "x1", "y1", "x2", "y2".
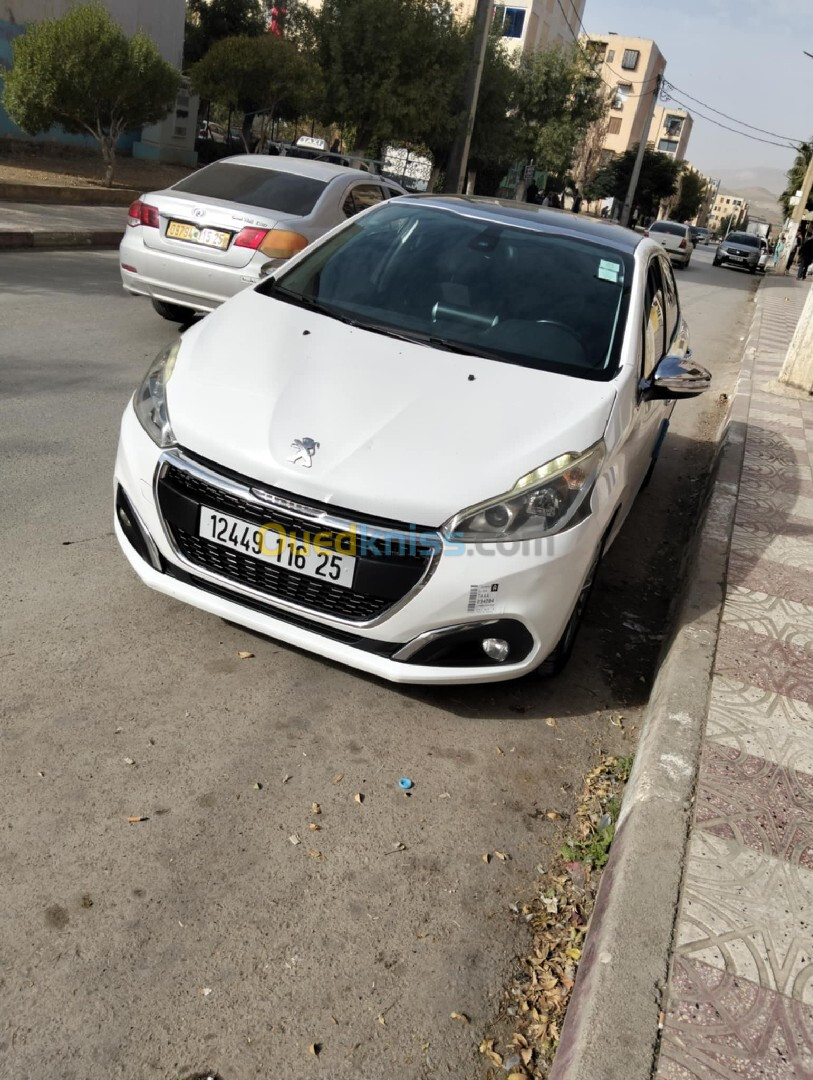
[
  {"x1": 780, "y1": 140, "x2": 813, "y2": 218},
  {"x1": 184, "y1": 0, "x2": 268, "y2": 67},
  {"x1": 513, "y1": 45, "x2": 607, "y2": 187},
  {"x1": 3, "y1": 3, "x2": 180, "y2": 187},
  {"x1": 571, "y1": 88, "x2": 613, "y2": 198},
  {"x1": 593, "y1": 146, "x2": 682, "y2": 221},
  {"x1": 190, "y1": 34, "x2": 321, "y2": 147},
  {"x1": 671, "y1": 169, "x2": 706, "y2": 222},
  {"x1": 314, "y1": 0, "x2": 463, "y2": 157}
]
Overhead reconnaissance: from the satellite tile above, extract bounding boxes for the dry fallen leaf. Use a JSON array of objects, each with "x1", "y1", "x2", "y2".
[
  {"x1": 392, "y1": 842, "x2": 406, "y2": 851},
  {"x1": 127, "y1": 815, "x2": 148, "y2": 823},
  {"x1": 237, "y1": 651, "x2": 254, "y2": 659},
  {"x1": 485, "y1": 1050, "x2": 503, "y2": 1067},
  {"x1": 354, "y1": 792, "x2": 364, "y2": 804},
  {"x1": 546, "y1": 811, "x2": 563, "y2": 821},
  {"x1": 545, "y1": 717, "x2": 558, "y2": 728},
  {"x1": 201, "y1": 987, "x2": 212, "y2": 997},
  {"x1": 36, "y1": 770, "x2": 45, "y2": 778},
  {"x1": 282, "y1": 774, "x2": 291, "y2": 783},
  {"x1": 494, "y1": 850, "x2": 509, "y2": 861},
  {"x1": 496, "y1": 745, "x2": 505, "y2": 755},
  {"x1": 288, "y1": 833, "x2": 301, "y2": 845},
  {"x1": 439, "y1": 792, "x2": 451, "y2": 799},
  {"x1": 482, "y1": 853, "x2": 491, "y2": 864},
  {"x1": 307, "y1": 849, "x2": 322, "y2": 859},
  {"x1": 330, "y1": 1015, "x2": 338, "y2": 1025},
  {"x1": 253, "y1": 782, "x2": 263, "y2": 790},
  {"x1": 333, "y1": 772, "x2": 344, "y2": 784},
  {"x1": 311, "y1": 802, "x2": 321, "y2": 815},
  {"x1": 124, "y1": 757, "x2": 135, "y2": 766},
  {"x1": 308, "y1": 1042, "x2": 321, "y2": 1056},
  {"x1": 308, "y1": 822, "x2": 321, "y2": 831},
  {"x1": 450, "y1": 1011, "x2": 469, "y2": 1024}
]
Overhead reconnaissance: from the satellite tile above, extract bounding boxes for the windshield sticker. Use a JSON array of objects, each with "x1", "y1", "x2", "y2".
[
  {"x1": 597, "y1": 259, "x2": 620, "y2": 284},
  {"x1": 467, "y1": 583, "x2": 502, "y2": 615}
]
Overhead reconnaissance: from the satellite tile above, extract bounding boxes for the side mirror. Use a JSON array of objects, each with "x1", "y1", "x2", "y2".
[{"x1": 642, "y1": 353, "x2": 712, "y2": 400}]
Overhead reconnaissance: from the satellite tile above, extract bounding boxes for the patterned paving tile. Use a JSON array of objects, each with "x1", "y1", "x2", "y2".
[
  {"x1": 715, "y1": 625, "x2": 813, "y2": 705},
  {"x1": 695, "y1": 741, "x2": 813, "y2": 868},
  {"x1": 657, "y1": 957, "x2": 813, "y2": 1078},
  {"x1": 727, "y1": 554, "x2": 813, "y2": 609},
  {"x1": 738, "y1": 472, "x2": 813, "y2": 499},
  {"x1": 708, "y1": 678, "x2": 813, "y2": 774},
  {"x1": 673, "y1": 832, "x2": 813, "y2": 1002},
  {"x1": 726, "y1": 526, "x2": 813, "y2": 572},
  {"x1": 722, "y1": 587, "x2": 813, "y2": 649},
  {"x1": 736, "y1": 491, "x2": 813, "y2": 523}
]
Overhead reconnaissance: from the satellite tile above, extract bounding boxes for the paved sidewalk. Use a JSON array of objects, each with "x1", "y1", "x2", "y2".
[
  {"x1": 656, "y1": 274, "x2": 813, "y2": 1078},
  {"x1": 0, "y1": 202, "x2": 127, "y2": 248}
]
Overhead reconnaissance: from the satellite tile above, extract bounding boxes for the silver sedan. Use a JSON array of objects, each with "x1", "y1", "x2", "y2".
[{"x1": 120, "y1": 156, "x2": 406, "y2": 321}]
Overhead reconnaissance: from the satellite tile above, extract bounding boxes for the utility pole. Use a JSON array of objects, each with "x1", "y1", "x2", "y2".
[
  {"x1": 619, "y1": 73, "x2": 663, "y2": 228},
  {"x1": 443, "y1": 0, "x2": 492, "y2": 194},
  {"x1": 776, "y1": 152, "x2": 813, "y2": 275}
]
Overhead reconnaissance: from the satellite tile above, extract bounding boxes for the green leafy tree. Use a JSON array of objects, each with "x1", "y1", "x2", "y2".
[
  {"x1": 594, "y1": 146, "x2": 682, "y2": 221},
  {"x1": 671, "y1": 169, "x2": 706, "y2": 222},
  {"x1": 191, "y1": 34, "x2": 321, "y2": 147},
  {"x1": 2, "y1": 3, "x2": 180, "y2": 186},
  {"x1": 780, "y1": 140, "x2": 813, "y2": 217},
  {"x1": 314, "y1": 0, "x2": 463, "y2": 156},
  {"x1": 184, "y1": 0, "x2": 268, "y2": 67},
  {"x1": 513, "y1": 45, "x2": 607, "y2": 185}
]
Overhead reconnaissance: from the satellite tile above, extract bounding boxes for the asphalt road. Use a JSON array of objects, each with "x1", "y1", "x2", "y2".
[{"x1": 0, "y1": 245, "x2": 757, "y2": 1080}]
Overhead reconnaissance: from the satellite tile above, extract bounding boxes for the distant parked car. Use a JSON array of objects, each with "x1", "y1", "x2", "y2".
[
  {"x1": 693, "y1": 227, "x2": 710, "y2": 245},
  {"x1": 120, "y1": 156, "x2": 406, "y2": 321},
  {"x1": 713, "y1": 231, "x2": 761, "y2": 273},
  {"x1": 645, "y1": 220, "x2": 694, "y2": 268}
]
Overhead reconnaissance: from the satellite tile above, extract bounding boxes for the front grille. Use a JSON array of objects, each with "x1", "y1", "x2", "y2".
[{"x1": 156, "y1": 456, "x2": 435, "y2": 623}]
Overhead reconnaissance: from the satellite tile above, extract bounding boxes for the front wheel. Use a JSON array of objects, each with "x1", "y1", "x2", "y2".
[
  {"x1": 713, "y1": 257, "x2": 721, "y2": 267},
  {"x1": 152, "y1": 298, "x2": 196, "y2": 323},
  {"x1": 537, "y1": 548, "x2": 601, "y2": 678}
]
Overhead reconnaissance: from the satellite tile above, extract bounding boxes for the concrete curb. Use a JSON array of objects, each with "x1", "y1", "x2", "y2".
[
  {"x1": 548, "y1": 296, "x2": 762, "y2": 1080},
  {"x1": 0, "y1": 182, "x2": 140, "y2": 205},
  {"x1": 0, "y1": 229, "x2": 123, "y2": 251}
]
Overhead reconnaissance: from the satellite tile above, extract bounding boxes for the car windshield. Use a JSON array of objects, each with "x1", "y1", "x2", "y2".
[
  {"x1": 264, "y1": 203, "x2": 632, "y2": 380},
  {"x1": 725, "y1": 232, "x2": 759, "y2": 247},
  {"x1": 172, "y1": 162, "x2": 328, "y2": 216},
  {"x1": 650, "y1": 222, "x2": 685, "y2": 236}
]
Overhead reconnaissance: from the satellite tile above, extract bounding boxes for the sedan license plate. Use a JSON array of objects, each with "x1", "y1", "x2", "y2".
[
  {"x1": 167, "y1": 220, "x2": 231, "y2": 250},
  {"x1": 198, "y1": 507, "x2": 356, "y2": 588}
]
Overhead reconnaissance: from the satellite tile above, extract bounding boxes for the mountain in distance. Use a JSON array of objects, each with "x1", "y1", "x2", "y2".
[{"x1": 705, "y1": 166, "x2": 786, "y2": 224}]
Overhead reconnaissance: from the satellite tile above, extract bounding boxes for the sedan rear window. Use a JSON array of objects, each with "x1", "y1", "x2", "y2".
[
  {"x1": 725, "y1": 232, "x2": 759, "y2": 247},
  {"x1": 172, "y1": 162, "x2": 328, "y2": 216},
  {"x1": 266, "y1": 203, "x2": 633, "y2": 380},
  {"x1": 649, "y1": 222, "x2": 686, "y2": 237}
]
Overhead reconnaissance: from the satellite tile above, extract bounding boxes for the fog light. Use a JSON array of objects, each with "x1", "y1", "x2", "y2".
[{"x1": 482, "y1": 637, "x2": 510, "y2": 662}]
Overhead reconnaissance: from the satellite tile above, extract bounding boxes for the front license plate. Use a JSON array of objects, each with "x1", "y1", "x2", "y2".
[
  {"x1": 167, "y1": 220, "x2": 231, "y2": 250},
  {"x1": 729, "y1": 255, "x2": 745, "y2": 262},
  {"x1": 198, "y1": 506, "x2": 356, "y2": 588}
]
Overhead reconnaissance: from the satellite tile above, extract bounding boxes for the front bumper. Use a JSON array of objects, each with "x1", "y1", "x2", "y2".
[
  {"x1": 114, "y1": 406, "x2": 603, "y2": 684},
  {"x1": 717, "y1": 251, "x2": 757, "y2": 269}
]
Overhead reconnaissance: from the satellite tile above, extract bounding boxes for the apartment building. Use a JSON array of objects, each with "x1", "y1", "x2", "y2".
[
  {"x1": 648, "y1": 105, "x2": 692, "y2": 161},
  {"x1": 450, "y1": 1, "x2": 587, "y2": 53},
  {"x1": 707, "y1": 192, "x2": 749, "y2": 234},
  {"x1": 581, "y1": 34, "x2": 666, "y2": 162}
]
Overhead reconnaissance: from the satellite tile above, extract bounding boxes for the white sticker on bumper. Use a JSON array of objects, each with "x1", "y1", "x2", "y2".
[{"x1": 467, "y1": 583, "x2": 501, "y2": 614}]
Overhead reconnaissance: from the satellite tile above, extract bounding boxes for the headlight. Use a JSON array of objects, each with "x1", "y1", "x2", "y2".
[
  {"x1": 443, "y1": 441, "x2": 605, "y2": 542},
  {"x1": 133, "y1": 339, "x2": 180, "y2": 447}
]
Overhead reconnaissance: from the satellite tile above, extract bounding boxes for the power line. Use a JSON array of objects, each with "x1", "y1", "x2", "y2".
[
  {"x1": 663, "y1": 80, "x2": 804, "y2": 144},
  {"x1": 661, "y1": 89, "x2": 798, "y2": 149}
]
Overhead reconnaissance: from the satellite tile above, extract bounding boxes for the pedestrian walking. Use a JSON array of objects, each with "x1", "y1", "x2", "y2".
[
  {"x1": 796, "y1": 234, "x2": 813, "y2": 280},
  {"x1": 786, "y1": 233, "x2": 802, "y2": 275},
  {"x1": 541, "y1": 192, "x2": 550, "y2": 207},
  {"x1": 526, "y1": 179, "x2": 540, "y2": 204},
  {"x1": 772, "y1": 238, "x2": 785, "y2": 268},
  {"x1": 572, "y1": 190, "x2": 582, "y2": 214},
  {"x1": 548, "y1": 191, "x2": 561, "y2": 209}
]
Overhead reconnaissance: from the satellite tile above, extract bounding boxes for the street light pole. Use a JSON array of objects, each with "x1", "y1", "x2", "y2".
[
  {"x1": 619, "y1": 73, "x2": 663, "y2": 228},
  {"x1": 443, "y1": 0, "x2": 492, "y2": 194}
]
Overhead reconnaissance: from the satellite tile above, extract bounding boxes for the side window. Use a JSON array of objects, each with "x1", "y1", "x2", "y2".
[
  {"x1": 659, "y1": 255, "x2": 679, "y2": 348},
  {"x1": 642, "y1": 260, "x2": 666, "y2": 380},
  {"x1": 342, "y1": 184, "x2": 386, "y2": 217}
]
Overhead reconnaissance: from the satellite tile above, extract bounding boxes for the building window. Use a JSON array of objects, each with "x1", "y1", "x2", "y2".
[
  {"x1": 495, "y1": 5, "x2": 526, "y2": 38},
  {"x1": 613, "y1": 83, "x2": 632, "y2": 109},
  {"x1": 607, "y1": 116, "x2": 622, "y2": 135},
  {"x1": 607, "y1": 49, "x2": 615, "y2": 62},
  {"x1": 664, "y1": 115, "x2": 683, "y2": 137},
  {"x1": 658, "y1": 139, "x2": 679, "y2": 153},
  {"x1": 621, "y1": 48, "x2": 640, "y2": 70}
]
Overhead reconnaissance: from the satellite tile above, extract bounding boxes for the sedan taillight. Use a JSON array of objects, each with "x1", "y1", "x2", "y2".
[
  {"x1": 258, "y1": 230, "x2": 309, "y2": 260},
  {"x1": 128, "y1": 200, "x2": 159, "y2": 228},
  {"x1": 644, "y1": 230, "x2": 650, "y2": 236},
  {"x1": 234, "y1": 227, "x2": 269, "y2": 250}
]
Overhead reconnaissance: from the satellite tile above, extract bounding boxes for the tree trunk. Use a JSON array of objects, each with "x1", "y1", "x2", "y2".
[{"x1": 100, "y1": 136, "x2": 115, "y2": 188}]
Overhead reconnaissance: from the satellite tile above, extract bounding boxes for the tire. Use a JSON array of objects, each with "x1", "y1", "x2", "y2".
[
  {"x1": 151, "y1": 298, "x2": 196, "y2": 323},
  {"x1": 749, "y1": 265, "x2": 757, "y2": 275},
  {"x1": 713, "y1": 257, "x2": 721, "y2": 267},
  {"x1": 537, "y1": 547, "x2": 602, "y2": 678}
]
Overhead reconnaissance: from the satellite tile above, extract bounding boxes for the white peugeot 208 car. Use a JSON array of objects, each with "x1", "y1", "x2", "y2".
[{"x1": 114, "y1": 196, "x2": 710, "y2": 685}]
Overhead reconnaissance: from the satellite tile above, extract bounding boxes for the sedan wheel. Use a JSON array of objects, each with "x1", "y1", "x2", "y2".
[
  {"x1": 537, "y1": 547, "x2": 601, "y2": 678},
  {"x1": 152, "y1": 298, "x2": 197, "y2": 323}
]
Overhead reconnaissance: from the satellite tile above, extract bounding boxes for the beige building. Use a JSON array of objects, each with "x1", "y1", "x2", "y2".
[
  {"x1": 581, "y1": 35, "x2": 666, "y2": 162},
  {"x1": 707, "y1": 192, "x2": 749, "y2": 234},
  {"x1": 648, "y1": 105, "x2": 692, "y2": 161},
  {"x1": 453, "y1": 1, "x2": 586, "y2": 53}
]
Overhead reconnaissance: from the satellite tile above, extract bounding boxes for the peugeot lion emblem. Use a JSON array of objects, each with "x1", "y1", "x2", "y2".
[
  {"x1": 193, "y1": 207, "x2": 206, "y2": 219},
  {"x1": 288, "y1": 437, "x2": 320, "y2": 468}
]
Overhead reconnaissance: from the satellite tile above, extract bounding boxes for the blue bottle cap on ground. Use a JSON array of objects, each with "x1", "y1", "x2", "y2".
[{"x1": 399, "y1": 777, "x2": 413, "y2": 790}]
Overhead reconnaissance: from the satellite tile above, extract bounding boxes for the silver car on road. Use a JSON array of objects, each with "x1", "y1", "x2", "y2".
[{"x1": 120, "y1": 156, "x2": 406, "y2": 322}]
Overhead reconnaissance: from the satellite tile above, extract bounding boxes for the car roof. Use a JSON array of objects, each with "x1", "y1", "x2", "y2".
[
  {"x1": 207, "y1": 154, "x2": 385, "y2": 184},
  {"x1": 397, "y1": 195, "x2": 643, "y2": 254},
  {"x1": 650, "y1": 219, "x2": 688, "y2": 230}
]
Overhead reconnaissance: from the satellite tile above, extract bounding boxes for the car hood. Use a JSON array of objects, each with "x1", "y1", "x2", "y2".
[{"x1": 167, "y1": 289, "x2": 617, "y2": 526}]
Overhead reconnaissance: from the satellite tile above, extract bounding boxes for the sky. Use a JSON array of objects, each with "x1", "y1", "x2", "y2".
[{"x1": 583, "y1": 0, "x2": 812, "y2": 188}]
